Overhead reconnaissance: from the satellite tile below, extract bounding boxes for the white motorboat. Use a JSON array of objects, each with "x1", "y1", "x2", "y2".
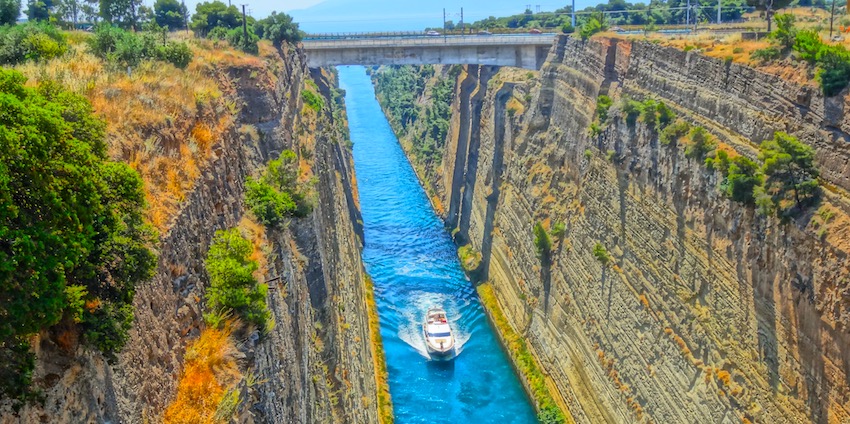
[{"x1": 423, "y1": 307, "x2": 455, "y2": 357}]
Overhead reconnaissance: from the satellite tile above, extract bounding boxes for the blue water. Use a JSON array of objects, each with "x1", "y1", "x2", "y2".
[{"x1": 338, "y1": 66, "x2": 538, "y2": 424}]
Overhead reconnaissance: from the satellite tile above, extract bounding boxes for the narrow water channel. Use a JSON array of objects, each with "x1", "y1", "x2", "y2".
[{"x1": 338, "y1": 66, "x2": 537, "y2": 423}]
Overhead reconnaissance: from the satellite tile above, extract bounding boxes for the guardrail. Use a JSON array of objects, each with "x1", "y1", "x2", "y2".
[{"x1": 302, "y1": 34, "x2": 557, "y2": 49}]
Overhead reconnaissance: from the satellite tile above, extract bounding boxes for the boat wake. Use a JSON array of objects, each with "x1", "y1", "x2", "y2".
[{"x1": 395, "y1": 291, "x2": 472, "y2": 360}]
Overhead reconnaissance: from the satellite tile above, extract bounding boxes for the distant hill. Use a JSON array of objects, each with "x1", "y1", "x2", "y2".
[{"x1": 290, "y1": 0, "x2": 547, "y2": 33}]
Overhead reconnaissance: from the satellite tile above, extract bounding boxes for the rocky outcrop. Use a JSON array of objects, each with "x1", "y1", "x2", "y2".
[
  {"x1": 378, "y1": 36, "x2": 850, "y2": 423},
  {"x1": 3, "y1": 46, "x2": 378, "y2": 423}
]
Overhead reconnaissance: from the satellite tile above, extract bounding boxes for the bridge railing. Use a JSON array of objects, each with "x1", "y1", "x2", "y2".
[
  {"x1": 304, "y1": 31, "x2": 426, "y2": 40},
  {"x1": 302, "y1": 34, "x2": 556, "y2": 49}
]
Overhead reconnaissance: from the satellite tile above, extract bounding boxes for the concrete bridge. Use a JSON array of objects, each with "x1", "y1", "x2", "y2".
[{"x1": 302, "y1": 35, "x2": 555, "y2": 70}]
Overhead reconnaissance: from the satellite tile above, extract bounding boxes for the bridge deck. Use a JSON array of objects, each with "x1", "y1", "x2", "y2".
[{"x1": 302, "y1": 34, "x2": 555, "y2": 49}]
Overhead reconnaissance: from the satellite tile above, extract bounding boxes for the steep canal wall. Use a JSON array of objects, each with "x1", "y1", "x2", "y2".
[
  {"x1": 374, "y1": 36, "x2": 850, "y2": 423},
  {"x1": 2, "y1": 45, "x2": 381, "y2": 423}
]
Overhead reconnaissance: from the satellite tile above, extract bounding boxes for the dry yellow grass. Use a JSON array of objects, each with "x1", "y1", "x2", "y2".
[
  {"x1": 238, "y1": 216, "x2": 269, "y2": 281},
  {"x1": 163, "y1": 325, "x2": 241, "y2": 424},
  {"x1": 13, "y1": 34, "x2": 278, "y2": 232}
]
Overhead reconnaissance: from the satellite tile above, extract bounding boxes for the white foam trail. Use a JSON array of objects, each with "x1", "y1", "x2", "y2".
[{"x1": 395, "y1": 291, "x2": 472, "y2": 359}]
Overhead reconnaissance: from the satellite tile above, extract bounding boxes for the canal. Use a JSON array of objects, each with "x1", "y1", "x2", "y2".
[{"x1": 338, "y1": 66, "x2": 538, "y2": 423}]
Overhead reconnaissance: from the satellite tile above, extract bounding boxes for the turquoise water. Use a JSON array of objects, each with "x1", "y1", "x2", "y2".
[{"x1": 338, "y1": 66, "x2": 538, "y2": 424}]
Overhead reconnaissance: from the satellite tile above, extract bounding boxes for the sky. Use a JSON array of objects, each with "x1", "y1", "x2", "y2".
[{"x1": 172, "y1": 0, "x2": 590, "y2": 33}]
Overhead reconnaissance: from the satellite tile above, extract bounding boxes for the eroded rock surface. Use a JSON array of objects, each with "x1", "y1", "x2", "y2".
[{"x1": 377, "y1": 36, "x2": 850, "y2": 423}]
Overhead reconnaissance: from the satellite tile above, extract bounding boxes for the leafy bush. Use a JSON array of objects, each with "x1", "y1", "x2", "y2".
[
  {"x1": 759, "y1": 132, "x2": 819, "y2": 212},
  {"x1": 751, "y1": 46, "x2": 781, "y2": 62},
  {"x1": 596, "y1": 95, "x2": 613, "y2": 123},
  {"x1": 725, "y1": 155, "x2": 762, "y2": 204},
  {"x1": 244, "y1": 177, "x2": 296, "y2": 226},
  {"x1": 793, "y1": 30, "x2": 822, "y2": 64},
  {"x1": 815, "y1": 46, "x2": 850, "y2": 97},
  {"x1": 579, "y1": 17, "x2": 605, "y2": 40},
  {"x1": 592, "y1": 243, "x2": 611, "y2": 266},
  {"x1": 157, "y1": 41, "x2": 193, "y2": 69},
  {"x1": 533, "y1": 222, "x2": 552, "y2": 264},
  {"x1": 0, "y1": 0, "x2": 20, "y2": 26},
  {"x1": 656, "y1": 101, "x2": 676, "y2": 129},
  {"x1": 208, "y1": 25, "x2": 229, "y2": 41},
  {"x1": 0, "y1": 70, "x2": 155, "y2": 402},
  {"x1": 255, "y1": 11, "x2": 301, "y2": 47},
  {"x1": 684, "y1": 126, "x2": 717, "y2": 159},
  {"x1": 561, "y1": 23, "x2": 575, "y2": 34},
  {"x1": 660, "y1": 120, "x2": 691, "y2": 145},
  {"x1": 245, "y1": 149, "x2": 311, "y2": 226},
  {"x1": 0, "y1": 23, "x2": 68, "y2": 65},
  {"x1": 551, "y1": 221, "x2": 566, "y2": 240},
  {"x1": 791, "y1": 30, "x2": 850, "y2": 96},
  {"x1": 771, "y1": 13, "x2": 797, "y2": 50},
  {"x1": 88, "y1": 24, "x2": 193, "y2": 69},
  {"x1": 302, "y1": 88, "x2": 324, "y2": 112},
  {"x1": 621, "y1": 99, "x2": 644, "y2": 126},
  {"x1": 640, "y1": 99, "x2": 658, "y2": 130},
  {"x1": 226, "y1": 27, "x2": 259, "y2": 54},
  {"x1": 204, "y1": 228, "x2": 270, "y2": 330}
]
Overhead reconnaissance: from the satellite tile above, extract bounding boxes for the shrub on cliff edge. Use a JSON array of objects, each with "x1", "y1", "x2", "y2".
[
  {"x1": 759, "y1": 132, "x2": 820, "y2": 213},
  {"x1": 0, "y1": 69, "x2": 156, "y2": 404},
  {"x1": 204, "y1": 228, "x2": 270, "y2": 330}
]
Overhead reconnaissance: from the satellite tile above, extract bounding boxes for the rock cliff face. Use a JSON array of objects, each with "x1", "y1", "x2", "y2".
[
  {"x1": 376, "y1": 36, "x2": 850, "y2": 423},
  {"x1": 2, "y1": 46, "x2": 379, "y2": 423}
]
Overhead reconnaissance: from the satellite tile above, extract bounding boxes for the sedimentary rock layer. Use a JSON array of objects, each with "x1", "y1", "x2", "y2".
[
  {"x1": 3, "y1": 47, "x2": 378, "y2": 423},
  {"x1": 379, "y1": 36, "x2": 850, "y2": 423}
]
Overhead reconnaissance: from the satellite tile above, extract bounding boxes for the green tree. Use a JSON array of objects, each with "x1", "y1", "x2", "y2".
[
  {"x1": 0, "y1": 23, "x2": 68, "y2": 65},
  {"x1": 533, "y1": 222, "x2": 552, "y2": 264},
  {"x1": 99, "y1": 0, "x2": 141, "y2": 29},
  {"x1": 25, "y1": 0, "x2": 50, "y2": 20},
  {"x1": 190, "y1": 0, "x2": 240, "y2": 36},
  {"x1": 255, "y1": 11, "x2": 300, "y2": 47},
  {"x1": 204, "y1": 228, "x2": 269, "y2": 329},
  {"x1": 153, "y1": 0, "x2": 186, "y2": 30},
  {"x1": 746, "y1": 0, "x2": 793, "y2": 32},
  {"x1": 759, "y1": 132, "x2": 819, "y2": 211},
  {"x1": 0, "y1": 0, "x2": 21, "y2": 25},
  {"x1": 724, "y1": 155, "x2": 762, "y2": 204},
  {"x1": 592, "y1": 243, "x2": 611, "y2": 266},
  {"x1": 684, "y1": 126, "x2": 717, "y2": 159},
  {"x1": 771, "y1": 13, "x2": 796, "y2": 50},
  {"x1": 0, "y1": 69, "x2": 155, "y2": 401}
]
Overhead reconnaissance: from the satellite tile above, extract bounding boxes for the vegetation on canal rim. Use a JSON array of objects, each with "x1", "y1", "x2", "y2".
[
  {"x1": 477, "y1": 283, "x2": 568, "y2": 424},
  {"x1": 751, "y1": 13, "x2": 850, "y2": 96},
  {"x1": 533, "y1": 222, "x2": 552, "y2": 265},
  {"x1": 372, "y1": 65, "x2": 460, "y2": 168},
  {"x1": 458, "y1": 244, "x2": 483, "y2": 272},
  {"x1": 203, "y1": 228, "x2": 270, "y2": 331},
  {"x1": 364, "y1": 275, "x2": 394, "y2": 424},
  {"x1": 244, "y1": 149, "x2": 313, "y2": 227},
  {"x1": 0, "y1": 68, "x2": 156, "y2": 405}
]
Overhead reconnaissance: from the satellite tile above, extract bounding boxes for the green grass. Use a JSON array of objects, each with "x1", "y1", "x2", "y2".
[
  {"x1": 458, "y1": 244, "x2": 483, "y2": 272},
  {"x1": 364, "y1": 275, "x2": 394, "y2": 424},
  {"x1": 477, "y1": 283, "x2": 570, "y2": 424}
]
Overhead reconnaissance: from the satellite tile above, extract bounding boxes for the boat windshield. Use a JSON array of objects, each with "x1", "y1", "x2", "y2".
[{"x1": 428, "y1": 332, "x2": 451, "y2": 338}]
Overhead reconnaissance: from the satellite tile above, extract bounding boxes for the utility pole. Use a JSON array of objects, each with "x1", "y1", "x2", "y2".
[
  {"x1": 461, "y1": 7, "x2": 464, "y2": 35},
  {"x1": 830, "y1": 0, "x2": 837, "y2": 39},
  {"x1": 535, "y1": 4, "x2": 541, "y2": 13},
  {"x1": 571, "y1": 0, "x2": 576, "y2": 27},
  {"x1": 693, "y1": 0, "x2": 698, "y2": 31},
  {"x1": 686, "y1": 0, "x2": 690, "y2": 27},
  {"x1": 717, "y1": 0, "x2": 721, "y2": 24},
  {"x1": 241, "y1": 4, "x2": 248, "y2": 38},
  {"x1": 443, "y1": 8, "x2": 446, "y2": 33}
]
